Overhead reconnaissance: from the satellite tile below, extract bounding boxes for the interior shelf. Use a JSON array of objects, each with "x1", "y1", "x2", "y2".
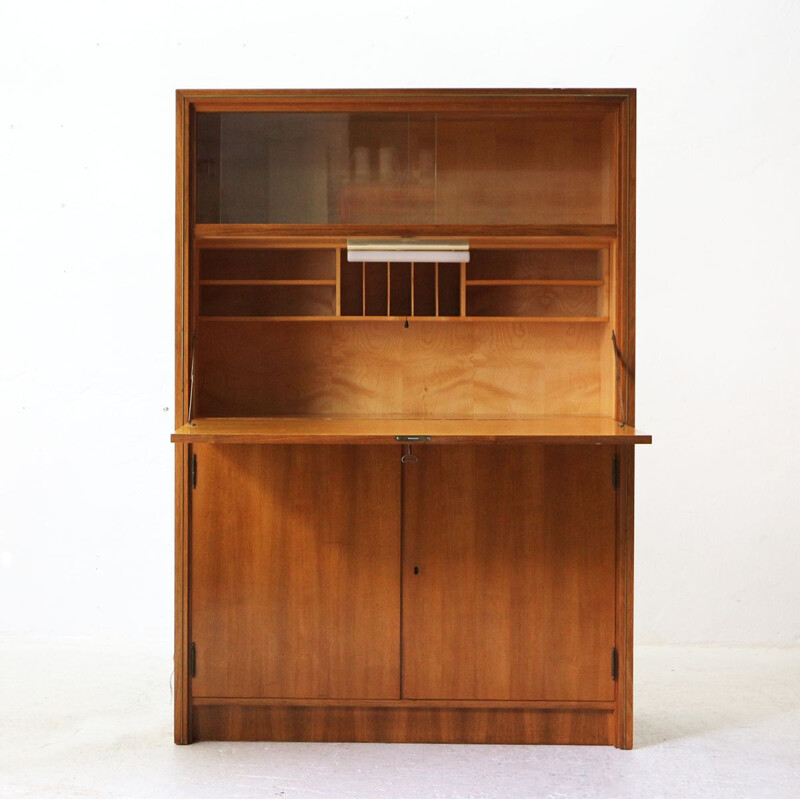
[
  {"x1": 199, "y1": 279, "x2": 336, "y2": 286},
  {"x1": 195, "y1": 243, "x2": 612, "y2": 322},
  {"x1": 196, "y1": 315, "x2": 610, "y2": 323},
  {"x1": 465, "y1": 279, "x2": 603, "y2": 287},
  {"x1": 172, "y1": 417, "x2": 652, "y2": 445},
  {"x1": 195, "y1": 224, "x2": 619, "y2": 239}
]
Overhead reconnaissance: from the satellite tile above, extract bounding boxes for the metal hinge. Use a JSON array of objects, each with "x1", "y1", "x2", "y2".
[
  {"x1": 612, "y1": 647, "x2": 619, "y2": 681},
  {"x1": 191, "y1": 453, "x2": 198, "y2": 489},
  {"x1": 189, "y1": 642, "x2": 197, "y2": 678},
  {"x1": 612, "y1": 454, "x2": 620, "y2": 490}
]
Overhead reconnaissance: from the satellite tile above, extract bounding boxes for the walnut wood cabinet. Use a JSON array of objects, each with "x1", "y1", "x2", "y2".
[{"x1": 172, "y1": 89, "x2": 651, "y2": 747}]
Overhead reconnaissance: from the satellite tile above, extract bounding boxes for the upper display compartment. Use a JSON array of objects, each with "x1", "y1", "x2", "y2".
[{"x1": 194, "y1": 106, "x2": 618, "y2": 226}]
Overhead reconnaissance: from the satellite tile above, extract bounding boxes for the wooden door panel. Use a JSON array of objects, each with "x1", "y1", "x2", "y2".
[
  {"x1": 191, "y1": 444, "x2": 400, "y2": 699},
  {"x1": 402, "y1": 444, "x2": 616, "y2": 701}
]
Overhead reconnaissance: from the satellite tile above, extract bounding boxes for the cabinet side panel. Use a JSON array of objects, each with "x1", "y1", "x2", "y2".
[
  {"x1": 615, "y1": 90, "x2": 636, "y2": 750},
  {"x1": 190, "y1": 444, "x2": 401, "y2": 700},
  {"x1": 616, "y1": 447, "x2": 635, "y2": 749},
  {"x1": 174, "y1": 92, "x2": 192, "y2": 744}
]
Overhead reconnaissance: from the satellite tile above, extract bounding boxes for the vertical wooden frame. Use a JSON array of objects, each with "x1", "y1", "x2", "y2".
[
  {"x1": 614, "y1": 89, "x2": 637, "y2": 749},
  {"x1": 335, "y1": 248, "x2": 342, "y2": 316},
  {"x1": 459, "y1": 262, "x2": 466, "y2": 316},
  {"x1": 174, "y1": 91, "x2": 193, "y2": 744}
]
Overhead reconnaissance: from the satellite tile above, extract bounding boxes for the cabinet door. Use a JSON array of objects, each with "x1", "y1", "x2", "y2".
[
  {"x1": 402, "y1": 445, "x2": 616, "y2": 702},
  {"x1": 191, "y1": 444, "x2": 400, "y2": 700}
]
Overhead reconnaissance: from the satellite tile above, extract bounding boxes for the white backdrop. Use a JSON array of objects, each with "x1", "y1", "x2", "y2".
[{"x1": 1, "y1": 0, "x2": 798, "y2": 645}]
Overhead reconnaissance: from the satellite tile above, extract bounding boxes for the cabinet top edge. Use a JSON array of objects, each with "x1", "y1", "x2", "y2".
[
  {"x1": 176, "y1": 88, "x2": 636, "y2": 111},
  {"x1": 177, "y1": 88, "x2": 636, "y2": 98}
]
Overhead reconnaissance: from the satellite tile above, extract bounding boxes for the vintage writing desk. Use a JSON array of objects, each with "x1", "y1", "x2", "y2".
[{"x1": 171, "y1": 89, "x2": 651, "y2": 748}]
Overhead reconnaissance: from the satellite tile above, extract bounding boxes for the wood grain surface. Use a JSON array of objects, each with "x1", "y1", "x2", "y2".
[
  {"x1": 193, "y1": 320, "x2": 613, "y2": 418},
  {"x1": 191, "y1": 705, "x2": 615, "y2": 745},
  {"x1": 173, "y1": 416, "x2": 651, "y2": 444},
  {"x1": 402, "y1": 445, "x2": 617, "y2": 702},
  {"x1": 190, "y1": 444, "x2": 401, "y2": 700}
]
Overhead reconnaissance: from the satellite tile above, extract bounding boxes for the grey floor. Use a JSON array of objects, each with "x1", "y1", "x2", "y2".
[{"x1": 1, "y1": 637, "x2": 798, "y2": 799}]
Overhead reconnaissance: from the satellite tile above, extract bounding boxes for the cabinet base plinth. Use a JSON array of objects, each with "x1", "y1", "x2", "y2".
[{"x1": 191, "y1": 705, "x2": 616, "y2": 746}]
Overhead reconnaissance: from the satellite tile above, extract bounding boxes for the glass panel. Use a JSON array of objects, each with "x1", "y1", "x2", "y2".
[
  {"x1": 434, "y1": 112, "x2": 616, "y2": 224},
  {"x1": 195, "y1": 108, "x2": 616, "y2": 225}
]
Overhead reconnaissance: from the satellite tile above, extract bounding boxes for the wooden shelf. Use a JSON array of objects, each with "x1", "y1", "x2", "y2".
[
  {"x1": 466, "y1": 279, "x2": 603, "y2": 287},
  {"x1": 172, "y1": 417, "x2": 652, "y2": 445},
  {"x1": 199, "y1": 279, "x2": 336, "y2": 286},
  {"x1": 197, "y1": 315, "x2": 610, "y2": 323},
  {"x1": 194, "y1": 224, "x2": 619, "y2": 243},
  {"x1": 192, "y1": 697, "x2": 616, "y2": 710},
  {"x1": 196, "y1": 242, "x2": 612, "y2": 321}
]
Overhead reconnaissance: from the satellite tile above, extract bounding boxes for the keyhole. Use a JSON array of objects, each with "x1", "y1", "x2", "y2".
[{"x1": 413, "y1": 566, "x2": 419, "y2": 575}]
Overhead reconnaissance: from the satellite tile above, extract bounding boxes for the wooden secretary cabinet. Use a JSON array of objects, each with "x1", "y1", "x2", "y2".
[{"x1": 172, "y1": 89, "x2": 651, "y2": 748}]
